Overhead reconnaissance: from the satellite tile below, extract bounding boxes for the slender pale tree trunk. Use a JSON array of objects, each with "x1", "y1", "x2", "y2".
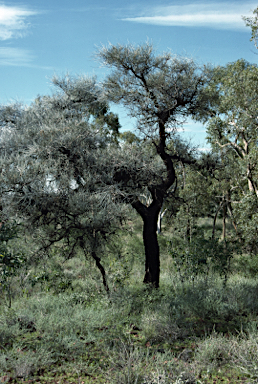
[
  {"x1": 157, "y1": 205, "x2": 167, "y2": 234},
  {"x1": 222, "y1": 202, "x2": 226, "y2": 240}
]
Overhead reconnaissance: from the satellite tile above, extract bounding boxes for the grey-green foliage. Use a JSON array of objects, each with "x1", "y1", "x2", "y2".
[
  {"x1": 0, "y1": 345, "x2": 54, "y2": 379},
  {"x1": 2, "y1": 271, "x2": 258, "y2": 380},
  {"x1": 0, "y1": 76, "x2": 127, "y2": 290},
  {"x1": 98, "y1": 42, "x2": 210, "y2": 137},
  {"x1": 243, "y1": 6, "x2": 258, "y2": 50}
]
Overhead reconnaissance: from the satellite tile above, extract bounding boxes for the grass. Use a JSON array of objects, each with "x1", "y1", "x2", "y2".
[
  {"x1": 1, "y1": 217, "x2": 258, "y2": 383},
  {"x1": 1, "y1": 273, "x2": 258, "y2": 383}
]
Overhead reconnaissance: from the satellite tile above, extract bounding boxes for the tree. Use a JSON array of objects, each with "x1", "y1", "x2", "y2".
[
  {"x1": 98, "y1": 43, "x2": 211, "y2": 287},
  {"x1": 200, "y1": 60, "x2": 258, "y2": 251},
  {"x1": 243, "y1": 7, "x2": 258, "y2": 50},
  {"x1": 0, "y1": 76, "x2": 124, "y2": 293},
  {"x1": 205, "y1": 60, "x2": 258, "y2": 196}
]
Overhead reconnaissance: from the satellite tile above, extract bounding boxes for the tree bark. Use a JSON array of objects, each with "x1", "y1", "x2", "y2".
[
  {"x1": 131, "y1": 198, "x2": 163, "y2": 288},
  {"x1": 142, "y1": 209, "x2": 160, "y2": 287}
]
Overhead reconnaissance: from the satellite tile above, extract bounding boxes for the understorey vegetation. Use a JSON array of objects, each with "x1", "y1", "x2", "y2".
[{"x1": 1, "y1": 218, "x2": 258, "y2": 383}]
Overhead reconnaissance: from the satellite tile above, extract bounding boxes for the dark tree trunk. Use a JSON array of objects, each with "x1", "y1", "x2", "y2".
[
  {"x1": 92, "y1": 251, "x2": 110, "y2": 294},
  {"x1": 142, "y1": 209, "x2": 160, "y2": 288},
  {"x1": 132, "y1": 192, "x2": 168, "y2": 288},
  {"x1": 132, "y1": 201, "x2": 161, "y2": 288},
  {"x1": 81, "y1": 235, "x2": 110, "y2": 294}
]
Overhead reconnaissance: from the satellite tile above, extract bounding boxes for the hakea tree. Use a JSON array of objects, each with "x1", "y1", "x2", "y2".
[
  {"x1": 0, "y1": 76, "x2": 127, "y2": 293},
  {"x1": 98, "y1": 42, "x2": 212, "y2": 287}
]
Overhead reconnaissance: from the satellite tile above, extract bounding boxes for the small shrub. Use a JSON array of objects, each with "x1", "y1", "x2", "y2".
[
  {"x1": 105, "y1": 339, "x2": 195, "y2": 384},
  {"x1": 0, "y1": 345, "x2": 54, "y2": 379},
  {"x1": 195, "y1": 333, "x2": 232, "y2": 372}
]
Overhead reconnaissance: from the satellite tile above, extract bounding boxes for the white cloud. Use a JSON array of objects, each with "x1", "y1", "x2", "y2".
[
  {"x1": 0, "y1": 47, "x2": 55, "y2": 69},
  {"x1": 123, "y1": 2, "x2": 256, "y2": 30},
  {"x1": 0, "y1": 4, "x2": 37, "y2": 40},
  {"x1": 0, "y1": 47, "x2": 34, "y2": 66}
]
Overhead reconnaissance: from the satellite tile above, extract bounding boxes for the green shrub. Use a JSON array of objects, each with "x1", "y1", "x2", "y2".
[
  {"x1": 168, "y1": 236, "x2": 234, "y2": 284},
  {"x1": 0, "y1": 221, "x2": 27, "y2": 307}
]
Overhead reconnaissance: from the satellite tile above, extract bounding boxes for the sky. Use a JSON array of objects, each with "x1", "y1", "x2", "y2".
[{"x1": 0, "y1": 0, "x2": 257, "y2": 148}]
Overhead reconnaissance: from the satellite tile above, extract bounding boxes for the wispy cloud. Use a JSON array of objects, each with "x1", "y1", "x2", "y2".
[
  {"x1": 0, "y1": 47, "x2": 54, "y2": 69},
  {"x1": 123, "y1": 2, "x2": 255, "y2": 30},
  {"x1": 0, "y1": 4, "x2": 37, "y2": 40},
  {"x1": 0, "y1": 47, "x2": 34, "y2": 66}
]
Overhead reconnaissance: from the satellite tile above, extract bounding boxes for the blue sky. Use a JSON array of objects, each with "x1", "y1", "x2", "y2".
[{"x1": 0, "y1": 0, "x2": 257, "y2": 148}]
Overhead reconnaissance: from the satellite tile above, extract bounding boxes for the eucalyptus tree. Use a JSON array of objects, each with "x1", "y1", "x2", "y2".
[
  {"x1": 0, "y1": 76, "x2": 123, "y2": 293},
  {"x1": 98, "y1": 43, "x2": 211, "y2": 287},
  {"x1": 243, "y1": 6, "x2": 258, "y2": 50},
  {"x1": 205, "y1": 60, "x2": 258, "y2": 196},
  {"x1": 201, "y1": 60, "x2": 258, "y2": 251}
]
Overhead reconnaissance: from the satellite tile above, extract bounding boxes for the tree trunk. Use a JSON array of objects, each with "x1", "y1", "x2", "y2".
[
  {"x1": 142, "y1": 212, "x2": 160, "y2": 288},
  {"x1": 227, "y1": 200, "x2": 238, "y2": 234},
  {"x1": 212, "y1": 201, "x2": 223, "y2": 239},
  {"x1": 81, "y1": 234, "x2": 110, "y2": 294},
  {"x1": 157, "y1": 205, "x2": 167, "y2": 234},
  {"x1": 186, "y1": 204, "x2": 191, "y2": 242},
  {"x1": 222, "y1": 203, "x2": 226, "y2": 240},
  {"x1": 91, "y1": 251, "x2": 110, "y2": 294},
  {"x1": 132, "y1": 199, "x2": 162, "y2": 288}
]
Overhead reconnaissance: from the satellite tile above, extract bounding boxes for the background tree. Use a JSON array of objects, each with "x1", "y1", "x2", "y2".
[
  {"x1": 243, "y1": 7, "x2": 258, "y2": 50},
  {"x1": 98, "y1": 42, "x2": 211, "y2": 287},
  {"x1": 200, "y1": 59, "x2": 258, "y2": 251}
]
